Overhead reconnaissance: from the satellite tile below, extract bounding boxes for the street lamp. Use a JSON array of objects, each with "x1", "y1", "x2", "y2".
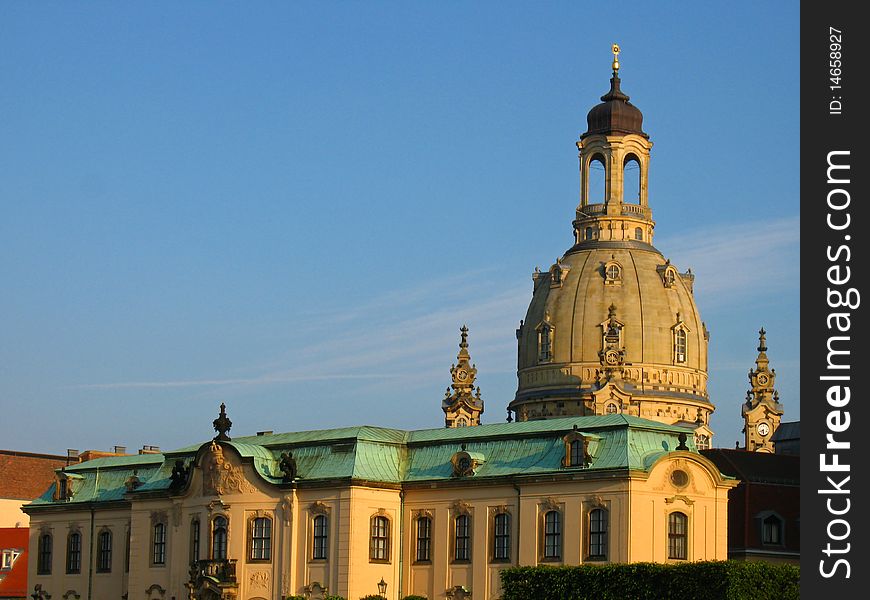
[{"x1": 377, "y1": 577, "x2": 388, "y2": 597}]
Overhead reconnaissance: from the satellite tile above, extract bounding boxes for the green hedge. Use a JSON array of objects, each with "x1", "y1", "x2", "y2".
[{"x1": 500, "y1": 561, "x2": 799, "y2": 600}]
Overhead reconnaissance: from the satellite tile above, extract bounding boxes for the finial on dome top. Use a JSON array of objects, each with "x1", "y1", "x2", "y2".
[
  {"x1": 460, "y1": 324, "x2": 469, "y2": 349},
  {"x1": 611, "y1": 43, "x2": 621, "y2": 74},
  {"x1": 758, "y1": 327, "x2": 767, "y2": 352}
]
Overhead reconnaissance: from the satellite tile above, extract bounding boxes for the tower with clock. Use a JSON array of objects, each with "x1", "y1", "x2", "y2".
[
  {"x1": 741, "y1": 328, "x2": 784, "y2": 452},
  {"x1": 442, "y1": 325, "x2": 485, "y2": 427}
]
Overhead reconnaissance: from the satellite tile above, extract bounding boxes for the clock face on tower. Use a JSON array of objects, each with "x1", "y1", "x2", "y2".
[
  {"x1": 756, "y1": 422, "x2": 770, "y2": 437},
  {"x1": 757, "y1": 373, "x2": 769, "y2": 386},
  {"x1": 457, "y1": 369, "x2": 468, "y2": 381}
]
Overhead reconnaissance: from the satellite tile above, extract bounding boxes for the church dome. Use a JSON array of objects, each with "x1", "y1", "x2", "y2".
[
  {"x1": 584, "y1": 74, "x2": 647, "y2": 138},
  {"x1": 508, "y1": 47, "x2": 713, "y2": 446}
]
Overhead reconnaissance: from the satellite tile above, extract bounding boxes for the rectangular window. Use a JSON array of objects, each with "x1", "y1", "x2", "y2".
[
  {"x1": 415, "y1": 517, "x2": 431, "y2": 562},
  {"x1": 249, "y1": 517, "x2": 272, "y2": 561},
  {"x1": 370, "y1": 516, "x2": 390, "y2": 562},
  {"x1": 66, "y1": 532, "x2": 82, "y2": 574},
  {"x1": 543, "y1": 511, "x2": 561, "y2": 560},
  {"x1": 313, "y1": 515, "x2": 329, "y2": 560},
  {"x1": 454, "y1": 514, "x2": 471, "y2": 561},
  {"x1": 97, "y1": 531, "x2": 112, "y2": 572},
  {"x1": 493, "y1": 513, "x2": 510, "y2": 561},
  {"x1": 37, "y1": 534, "x2": 52, "y2": 575},
  {"x1": 152, "y1": 523, "x2": 167, "y2": 565},
  {"x1": 668, "y1": 512, "x2": 688, "y2": 560},
  {"x1": 588, "y1": 509, "x2": 608, "y2": 559},
  {"x1": 190, "y1": 520, "x2": 200, "y2": 564},
  {"x1": 125, "y1": 528, "x2": 131, "y2": 573}
]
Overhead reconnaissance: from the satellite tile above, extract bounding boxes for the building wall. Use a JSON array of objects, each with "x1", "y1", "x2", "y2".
[
  {"x1": 26, "y1": 440, "x2": 735, "y2": 600},
  {"x1": 0, "y1": 500, "x2": 27, "y2": 529}
]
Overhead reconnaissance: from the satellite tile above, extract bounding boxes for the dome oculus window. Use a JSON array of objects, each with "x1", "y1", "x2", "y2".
[{"x1": 603, "y1": 261, "x2": 623, "y2": 285}]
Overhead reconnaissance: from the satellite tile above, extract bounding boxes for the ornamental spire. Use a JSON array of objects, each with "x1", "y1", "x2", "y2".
[
  {"x1": 442, "y1": 326, "x2": 483, "y2": 428},
  {"x1": 611, "y1": 43, "x2": 620, "y2": 75},
  {"x1": 213, "y1": 402, "x2": 232, "y2": 441}
]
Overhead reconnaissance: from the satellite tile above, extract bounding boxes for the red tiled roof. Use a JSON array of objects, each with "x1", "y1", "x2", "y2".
[
  {"x1": 0, "y1": 527, "x2": 29, "y2": 597},
  {"x1": 0, "y1": 451, "x2": 71, "y2": 500}
]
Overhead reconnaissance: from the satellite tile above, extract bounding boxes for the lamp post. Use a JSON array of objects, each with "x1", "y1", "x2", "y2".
[{"x1": 377, "y1": 577, "x2": 387, "y2": 597}]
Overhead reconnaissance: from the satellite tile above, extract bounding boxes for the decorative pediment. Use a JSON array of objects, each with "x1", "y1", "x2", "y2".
[
  {"x1": 591, "y1": 384, "x2": 633, "y2": 415},
  {"x1": 451, "y1": 499, "x2": 472, "y2": 515},
  {"x1": 538, "y1": 497, "x2": 561, "y2": 512},
  {"x1": 201, "y1": 441, "x2": 257, "y2": 496},
  {"x1": 304, "y1": 581, "x2": 328, "y2": 600},
  {"x1": 309, "y1": 501, "x2": 330, "y2": 516},
  {"x1": 664, "y1": 494, "x2": 695, "y2": 506},
  {"x1": 412, "y1": 508, "x2": 434, "y2": 520}
]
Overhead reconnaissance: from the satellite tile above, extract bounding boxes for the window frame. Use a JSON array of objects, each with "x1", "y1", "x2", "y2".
[
  {"x1": 537, "y1": 323, "x2": 554, "y2": 363},
  {"x1": 369, "y1": 515, "x2": 391, "y2": 563},
  {"x1": 66, "y1": 530, "x2": 82, "y2": 574},
  {"x1": 211, "y1": 515, "x2": 228, "y2": 561},
  {"x1": 541, "y1": 510, "x2": 562, "y2": 561},
  {"x1": 190, "y1": 518, "x2": 201, "y2": 564},
  {"x1": 247, "y1": 515, "x2": 272, "y2": 563},
  {"x1": 453, "y1": 513, "x2": 472, "y2": 563},
  {"x1": 760, "y1": 512, "x2": 785, "y2": 546},
  {"x1": 675, "y1": 328, "x2": 688, "y2": 363},
  {"x1": 491, "y1": 511, "x2": 511, "y2": 563},
  {"x1": 667, "y1": 511, "x2": 689, "y2": 560},
  {"x1": 96, "y1": 529, "x2": 112, "y2": 573},
  {"x1": 312, "y1": 514, "x2": 329, "y2": 561},
  {"x1": 37, "y1": 532, "x2": 52, "y2": 575},
  {"x1": 151, "y1": 522, "x2": 167, "y2": 566},
  {"x1": 587, "y1": 508, "x2": 609, "y2": 561}
]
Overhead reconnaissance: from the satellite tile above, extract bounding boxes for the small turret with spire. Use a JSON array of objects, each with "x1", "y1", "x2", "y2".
[
  {"x1": 741, "y1": 328, "x2": 784, "y2": 452},
  {"x1": 442, "y1": 325, "x2": 484, "y2": 428}
]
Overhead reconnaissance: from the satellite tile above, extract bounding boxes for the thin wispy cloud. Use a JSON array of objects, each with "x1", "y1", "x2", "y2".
[{"x1": 74, "y1": 217, "x2": 798, "y2": 392}]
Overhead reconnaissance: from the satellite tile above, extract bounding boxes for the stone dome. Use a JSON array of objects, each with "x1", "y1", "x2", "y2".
[
  {"x1": 507, "y1": 56, "x2": 714, "y2": 445},
  {"x1": 510, "y1": 244, "x2": 710, "y2": 422}
]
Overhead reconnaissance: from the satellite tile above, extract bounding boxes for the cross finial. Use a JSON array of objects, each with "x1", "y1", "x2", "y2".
[
  {"x1": 213, "y1": 403, "x2": 232, "y2": 441},
  {"x1": 758, "y1": 327, "x2": 767, "y2": 352},
  {"x1": 611, "y1": 43, "x2": 621, "y2": 74},
  {"x1": 459, "y1": 325, "x2": 469, "y2": 349}
]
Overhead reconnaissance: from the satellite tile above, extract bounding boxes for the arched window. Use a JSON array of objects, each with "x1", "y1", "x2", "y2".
[
  {"x1": 675, "y1": 329, "x2": 687, "y2": 363},
  {"x1": 37, "y1": 533, "x2": 52, "y2": 574},
  {"x1": 456, "y1": 417, "x2": 469, "y2": 427},
  {"x1": 66, "y1": 531, "x2": 81, "y2": 574},
  {"x1": 588, "y1": 155, "x2": 607, "y2": 204},
  {"x1": 493, "y1": 512, "x2": 511, "y2": 561},
  {"x1": 585, "y1": 226, "x2": 596, "y2": 241},
  {"x1": 190, "y1": 519, "x2": 201, "y2": 564},
  {"x1": 623, "y1": 155, "x2": 641, "y2": 203},
  {"x1": 538, "y1": 325, "x2": 553, "y2": 362},
  {"x1": 543, "y1": 510, "x2": 562, "y2": 560},
  {"x1": 589, "y1": 508, "x2": 608, "y2": 560},
  {"x1": 668, "y1": 512, "x2": 688, "y2": 560},
  {"x1": 249, "y1": 516, "x2": 272, "y2": 561},
  {"x1": 635, "y1": 227, "x2": 644, "y2": 241},
  {"x1": 211, "y1": 516, "x2": 227, "y2": 560},
  {"x1": 370, "y1": 515, "x2": 390, "y2": 562},
  {"x1": 415, "y1": 516, "x2": 432, "y2": 562},
  {"x1": 313, "y1": 515, "x2": 329, "y2": 560},
  {"x1": 97, "y1": 530, "x2": 112, "y2": 572},
  {"x1": 606, "y1": 402, "x2": 619, "y2": 414},
  {"x1": 762, "y1": 514, "x2": 784, "y2": 545},
  {"x1": 606, "y1": 264, "x2": 621, "y2": 281},
  {"x1": 152, "y1": 522, "x2": 167, "y2": 565},
  {"x1": 454, "y1": 514, "x2": 471, "y2": 561},
  {"x1": 694, "y1": 434, "x2": 710, "y2": 450}
]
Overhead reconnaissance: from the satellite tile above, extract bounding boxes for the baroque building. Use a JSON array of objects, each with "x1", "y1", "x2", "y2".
[{"x1": 24, "y1": 49, "x2": 741, "y2": 600}]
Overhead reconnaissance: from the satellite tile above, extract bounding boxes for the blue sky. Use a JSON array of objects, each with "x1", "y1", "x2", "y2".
[{"x1": 0, "y1": 2, "x2": 799, "y2": 454}]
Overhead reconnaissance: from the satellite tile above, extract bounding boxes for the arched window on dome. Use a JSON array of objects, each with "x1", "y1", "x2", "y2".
[
  {"x1": 537, "y1": 323, "x2": 553, "y2": 363},
  {"x1": 588, "y1": 154, "x2": 607, "y2": 204},
  {"x1": 635, "y1": 227, "x2": 644, "y2": 241},
  {"x1": 623, "y1": 154, "x2": 641, "y2": 204},
  {"x1": 585, "y1": 226, "x2": 597, "y2": 241},
  {"x1": 675, "y1": 329, "x2": 687, "y2": 364}
]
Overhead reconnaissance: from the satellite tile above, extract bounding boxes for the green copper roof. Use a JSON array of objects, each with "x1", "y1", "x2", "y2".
[{"x1": 26, "y1": 415, "x2": 705, "y2": 508}]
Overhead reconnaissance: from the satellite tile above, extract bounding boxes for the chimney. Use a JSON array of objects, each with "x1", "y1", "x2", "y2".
[
  {"x1": 256, "y1": 430, "x2": 273, "y2": 436},
  {"x1": 139, "y1": 445, "x2": 161, "y2": 455},
  {"x1": 114, "y1": 445, "x2": 127, "y2": 455}
]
